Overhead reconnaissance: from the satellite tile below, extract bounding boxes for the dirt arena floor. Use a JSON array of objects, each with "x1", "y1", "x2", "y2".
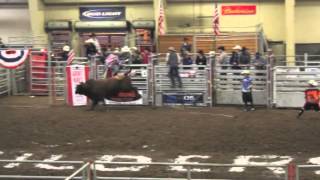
[{"x1": 0, "y1": 96, "x2": 319, "y2": 180}]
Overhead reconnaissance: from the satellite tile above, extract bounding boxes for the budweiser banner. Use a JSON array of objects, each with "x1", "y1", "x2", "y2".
[{"x1": 222, "y1": 5, "x2": 256, "y2": 15}]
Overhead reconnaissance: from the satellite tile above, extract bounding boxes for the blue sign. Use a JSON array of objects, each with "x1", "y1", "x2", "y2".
[
  {"x1": 80, "y1": 7, "x2": 125, "y2": 21},
  {"x1": 162, "y1": 94, "x2": 204, "y2": 105}
]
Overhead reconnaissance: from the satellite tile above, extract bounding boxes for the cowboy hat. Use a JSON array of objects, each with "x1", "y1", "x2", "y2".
[
  {"x1": 168, "y1": 47, "x2": 176, "y2": 52},
  {"x1": 130, "y1": 47, "x2": 138, "y2": 51},
  {"x1": 308, "y1": 80, "x2": 318, "y2": 86},
  {"x1": 121, "y1": 46, "x2": 130, "y2": 52},
  {"x1": 241, "y1": 70, "x2": 251, "y2": 74},
  {"x1": 232, "y1": 45, "x2": 242, "y2": 50},
  {"x1": 62, "y1": 45, "x2": 70, "y2": 52}
]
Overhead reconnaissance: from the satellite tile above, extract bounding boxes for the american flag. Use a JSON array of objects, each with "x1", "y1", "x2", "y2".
[
  {"x1": 67, "y1": 49, "x2": 75, "y2": 65},
  {"x1": 212, "y1": 3, "x2": 220, "y2": 36},
  {"x1": 158, "y1": 0, "x2": 165, "y2": 35}
]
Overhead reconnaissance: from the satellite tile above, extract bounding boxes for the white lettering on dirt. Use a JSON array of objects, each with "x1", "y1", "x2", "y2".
[
  {"x1": 95, "y1": 155, "x2": 152, "y2": 172},
  {"x1": 4, "y1": 153, "x2": 33, "y2": 168},
  {"x1": 0, "y1": 151, "x2": 3, "y2": 155},
  {"x1": 308, "y1": 157, "x2": 320, "y2": 175},
  {"x1": 35, "y1": 155, "x2": 74, "y2": 170},
  {"x1": 229, "y1": 155, "x2": 293, "y2": 174},
  {"x1": 170, "y1": 155, "x2": 211, "y2": 172}
]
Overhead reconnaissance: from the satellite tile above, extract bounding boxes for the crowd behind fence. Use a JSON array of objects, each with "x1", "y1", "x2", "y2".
[{"x1": 1, "y1": 51, "x2": 320, "y2": 108}]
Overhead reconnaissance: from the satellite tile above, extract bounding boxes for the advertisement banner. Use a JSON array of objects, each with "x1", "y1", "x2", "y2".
[
  {"x1": 80, "y1": 7, "x2": 125, "y2": 21},
  {"x1": 162, "y1": 93, "x2": 204, "y2": 105},
  {"x1": 221, "y1": 5, "x2": 256, "y2": 15},
  {"x1": 66, "y1": 65, "x2": 89, "y2": 106}
]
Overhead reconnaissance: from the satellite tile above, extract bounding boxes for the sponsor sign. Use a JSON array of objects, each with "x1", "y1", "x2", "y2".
[
  {"x1": 163, "y1": 93, "x2": 204, "y2": 105},
  {"x1": 66, "y1": 65, "x2": 89, "y2": 106},
  {"x1": 221, "y1": 5, "x2": 256, "y2": 15},
  {"x1": 80, "y1": 7, "x2": 125, "y2": 21}
]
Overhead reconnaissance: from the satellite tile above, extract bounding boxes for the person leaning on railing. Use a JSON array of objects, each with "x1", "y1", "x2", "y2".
[
  {"x1": 216, "y1": 46, "x2": 229, "y2": 69},
  {"x1": 195, "y1": 50, "x2": 207, "y2": 70},
  {"x1": 239, "y1": 46, "x2": 251, "y2": 69},
  {"x1": 253, "y1": 52, "x2": 267, "y2": 70},
  {"x1": 166, "y1": 47, "x2": 182, "y2": 88}
]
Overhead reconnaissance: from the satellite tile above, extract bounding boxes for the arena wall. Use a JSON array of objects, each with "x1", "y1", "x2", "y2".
[{"x1": 0, "y1": 7, "x2": 31, "y2": 43}]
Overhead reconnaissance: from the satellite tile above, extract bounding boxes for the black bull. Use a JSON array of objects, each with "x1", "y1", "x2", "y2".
[{"x1": 75, "y1": 76, "x2": 141, "y2": 110}]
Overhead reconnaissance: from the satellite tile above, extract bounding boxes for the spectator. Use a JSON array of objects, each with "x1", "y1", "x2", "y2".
[
  {"x1": 85, "y1": 42, "x2": 97, "y2": 58},
  {"x1": 85, "y1": 33, "x2": 101, "y2": 54},
  {"x1": 130, "y1": 47, "x2": 142, "y2": 64},
  {"x1": 141, "y1": 48, "x2": 151, "y2": 64},
  {"x1": 166, "y1": 47, "x2": 182, "y2": 88},
  {"x1": 180, "y1": 37, "x2": 192, "y2": 56},
  {"x1": 216, "y1": 46, "x2": 229, "y2": 69},
  {"x1": 241, "y1": 70, "x2": 255, "y2": 111},
  {"x1": 239, "y1": 47, "x2": 251, "y2": 69},
  {"x1": 61, "y1": 44, "x2": 71, "y2": 61},
  {"x1": 253, "y1": 52, "x2": 267, "y2": 70},
  {"x1": 119, "y1": 46, "x2": 131, "y2": 64},
  {"x1": 105, "y1": 49, "x2": 120, "y2": 78},
  {"x1": 0, "y1": 37, "x2": 5, "y2": 48},
  {"x1": 267, "y1": 48, "x2": 276, "y2": 67},
  {"x1": 182, "y1": 52, "x2": 193, "y2": 70},
  {"x1": 195, "y1": 50, "x2": 207, "y2": 70},
  {"x1": 229, "y1": 48, "x2": 241, "y2": 70}
]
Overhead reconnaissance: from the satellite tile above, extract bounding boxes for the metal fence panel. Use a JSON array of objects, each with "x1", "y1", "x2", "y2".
[
  {"x1": 273, "y1": 66, "x2": 320, "y2": 108},
  {"x1": 154, "y1": 64, "x2": 212, "y2": 107},
  {"x1": 214, "y1": 66, "x2": 268, "y2": 105},
  {"x1": 0, "y1": 67, "x2": 10, "y2": 96}
]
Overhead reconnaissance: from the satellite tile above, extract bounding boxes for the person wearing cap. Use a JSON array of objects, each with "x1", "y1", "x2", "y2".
[
  {"x1": 241, "y1": 70, "x2": 255, "y2": 111},
  {"x1": 61, "y1": 44, "x2": 71, "y2": 61},
  {"x1": 166, "y1": 47, "x2": 182, "y2": 88},
  {"x1": 297, "y1": 80, "x2": 320, "y2": 118},
  {"x1": 85, "y1": 33, "x2": 101, "y2": 54}
]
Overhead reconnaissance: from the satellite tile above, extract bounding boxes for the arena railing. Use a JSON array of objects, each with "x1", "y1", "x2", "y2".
[
  {"x1": 272, "y1": 65, "x2": 320, "y2": 108},
  {"x1": 0, "y1": 159, "x2": 83, "y2": 179},
  {"x1": 0, "y1": 159, "x2": 315, "y2": 180},
  {"x1": 296, "y1": 164, "x2": 320, "y2": 180}
]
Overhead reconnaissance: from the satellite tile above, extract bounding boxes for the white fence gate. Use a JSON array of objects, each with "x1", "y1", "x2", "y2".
[
  {"x1": 0, "y1": 67, "x2": 10, "y2": 96},
  {"x1": 273, "y1": 66, "x2": 320, "y2": 108},
  {"x1": 154, "y1": 64, "x2": 212, "y2": 107},
  {"x1": 214, "y1": 65, "x2": 269, "y2": 105}
]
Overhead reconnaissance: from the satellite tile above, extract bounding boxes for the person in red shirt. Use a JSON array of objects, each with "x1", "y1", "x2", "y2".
[
  {"x1": 141, "y1": 48, "x2": 151, "y2": 64},
  {"x1": 297, "y1": 80, "x2": 320, "y2": 118}
]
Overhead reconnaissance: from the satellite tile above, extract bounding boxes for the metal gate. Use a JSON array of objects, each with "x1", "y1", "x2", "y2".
[
  {"x1": 273, "y1": 66, "x2": 320, "y2": 108},
  {"x1": 0, "y1": 67, "x2": 10, "y2": 96},
  {"x1": 154, "y1": 64, "x2": 212, "y2": 107},
  {"x1": 214, "y1": 65, "x2": 268, "y2": 105}
]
